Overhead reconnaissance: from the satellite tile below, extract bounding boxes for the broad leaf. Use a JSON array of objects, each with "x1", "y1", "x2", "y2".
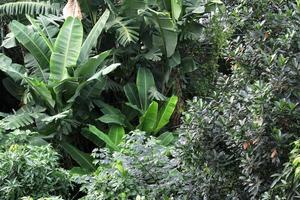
[
  {"x1": 10, "y1": 20, "x2": 50, "y2": 81},
  {"x1": 137, "y1": 101, "x2": 158, "y2": 132},
  {"x1": 98, "y1": 114, "x2": 126, "y2": 126},
  {"x1": 136, "y1": 67, "x2": 155, "y2": 111},
  {"x1": 49, "y1": 17, "x2": 83, "y2": 85},
  {"x1": 154, "y1": 95, "x2": 178, "y2": 133},
  {"x1": 61, "y1": 142, "x2": 95, "y2": 171},
  {"x1": 26, "y1": 14, "x2": 54, "y2": 51},
  {"x1": 25, "y1": 78, "x2": 55, "y2": 108},
  {"x1": 171, "y1": 0, "x2": 182, "y2": 20},
  {"x1": 0, "y1": 53, "x2": 26, "y2": 81},
  {"x1": 75, "y1": 50, "x2": 111, "y2": 79},
  {"x1": 88, "y1": 125, "x2": 118, "y2": 151},
  {"x1": 146, "y1": 9, "x2": 178, "y2": 57},
  {"x1": 124, "y1": 83, "x2": 140, "y2": 107},
  {"x1": 158, "y1": 131, "x2": 175, "y2": 146},
  {"x1": 108, "y1": 125, "x2": 125, "y2": 146}
]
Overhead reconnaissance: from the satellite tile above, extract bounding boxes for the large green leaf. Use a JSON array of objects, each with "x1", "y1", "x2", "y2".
[
  {"x1": 146, "y1": 9, "x2": 178, "y2": 57},
  {"x1": 97, "y1": 114, "x2": 126, "y2": 126},
  {"x1": 171, "y1": 0, "x2": 182, "y2": 20},
  {"x1": 0, "y1": 53, "x2": 26, "y2": 82},
  {"x1": 124, "y1": 83, "x2": 140, "y2": 107},
  {"x1": 26, "y1": 14, "x2": 54, "y2": 51},
  {"x1": 154, "y1": 95, "x2": 178, "y2": 133},
  {"x1": 25, "y1": 78, "x2": 55, "y2": 108},
  {"x1": 10, "y1": 20, "x2": 50, "y2": 81},
  {"x1": 88, "y1": 125, "x2": 118, "y2": 151},
  {"x1": 137, "y1": 101, "x2": 158, "y2": 132},
  {"x1": 136, "y1": 67, "x2": 156, "y2": 111},
  {"x1": 61, "y1": 142, "x2": 95, "y2": 172},
  {"x1": 78, "y1": 9, "x2": 110, "y2": 62},
  {"x1": 75, "y1": 50, "x2": 111, "y2": 79},
  {"x1": 108, "y1": 125, "x2": 125, "y2": 146},
  {"x1": 49, "y1": 17, "x2": 83, "y2": 85}
]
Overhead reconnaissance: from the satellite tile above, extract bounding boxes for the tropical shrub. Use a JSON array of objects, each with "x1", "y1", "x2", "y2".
[
  {"x1": 0, "y1": 141, "x2": 71, "y2": 199},
  {"x1": 73, "y1": 130, "x2": 183, "y2": 200},
  {"x1": 177, "y1": 0, "x2": 300, "y2": 199}
]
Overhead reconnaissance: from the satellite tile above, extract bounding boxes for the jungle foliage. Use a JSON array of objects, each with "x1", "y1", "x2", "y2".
[{"x1": 0, "y1": 0, "x2": 299, "y2": 199}]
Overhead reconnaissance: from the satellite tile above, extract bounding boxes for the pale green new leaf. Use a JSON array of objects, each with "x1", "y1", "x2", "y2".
[
  {"x1": 49, "y1": 17, "x2": 83, "y2": 85},
  {"x1": 171, "y1": 0, "x2": 182, "y2": 20},
  {"x1": 108, "y1": 125, "x2": 125, "y2": 146}
]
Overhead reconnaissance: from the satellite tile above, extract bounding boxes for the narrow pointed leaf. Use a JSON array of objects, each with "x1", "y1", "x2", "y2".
[{"x1": 79, "y1": 9, "x2": 110, "y2": 62}]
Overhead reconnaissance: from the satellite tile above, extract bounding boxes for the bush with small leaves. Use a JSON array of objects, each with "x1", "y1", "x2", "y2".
[
  {"x1": 73, "y1": 130, "x2": 183, "y2": 200},
  {"x1": 0, "y1": 142, "x2": 72, "y2": 199}
]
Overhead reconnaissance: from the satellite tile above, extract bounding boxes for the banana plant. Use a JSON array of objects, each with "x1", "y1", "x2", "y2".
[
  {"x1": 0, "y1": 10, "x2": 114, "y2": 171},
  {"x1": 88, "y1": 67, "x2": 178, "y2": 151}
]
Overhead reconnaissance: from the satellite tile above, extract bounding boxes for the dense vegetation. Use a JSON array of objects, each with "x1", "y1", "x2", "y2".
[{"x1": 0, "y1": 0, "x2": 299, "y2": 199}]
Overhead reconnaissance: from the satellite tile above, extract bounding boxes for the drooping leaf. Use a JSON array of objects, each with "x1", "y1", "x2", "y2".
[
  {"x1": 137, "y1": 101, "x2": 158, "y2": 132},
  {"x1": 97, "y1": 114, "x2": 126, "y2": 126},
  {"x1": 25, "y1": 77, "x2": 55, "y2": 108},
  {"x1": 108, "y1": 125, "x2": 125, "y2": 146},
  {"x1": 154, "y1": 95, "x2": 178, "y2": 133},
  {"x1": 111, "y1": 17, "x2": 139, "y2": 46},
  {"x1": 49, "y1": 17, "x2": 83, "y2": 85},
  {"x1": 94, "y1": 100, "x2": 123, "y2": 115},
  {"x1": 10, "y1": 20, "x2": 50, "y2": 81},
  {"x1": 0, "y1": 1, "x2": 60, "y2": 16},
  {"x1": 61, "y1": 142, "x2": 95, "y2": 171},
  {"x1": 88, "y1": 125, "x2": 118, "y2": 150},
  {"x1": 0, "y1": 53, "x2": 26, "y2": 82},
  {"x1": 146, "y1": 9, "x2": 178, "y2": 57},
  {"x1": 26, "y1": 14, "x2": 54, "y2": 51},
  {"x1": 136, "y1": 67, "x2": 156, "y2": 111},
  {"x1": 78, "y1": 9, "x2": 110, "y2": 62}
]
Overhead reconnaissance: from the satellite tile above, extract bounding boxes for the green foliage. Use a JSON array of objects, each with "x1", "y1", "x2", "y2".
[
  {"x1": 0, "y1": 141, "x2": 71, "y2": 199},
  {"x1": 72, "y1": 130, "x2": 183, "y2": 200},
  {"x1": 0, "y1": 1, "x2": 61, "y2": 16},
  {"x1": 177, "y1": 0, "x2": 300, "y2": 199}
]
